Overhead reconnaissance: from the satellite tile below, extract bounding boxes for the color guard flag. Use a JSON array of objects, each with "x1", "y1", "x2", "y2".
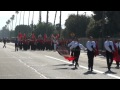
[
  {"x1": 94, "y1": 41, "x2": 99, "y2": 57},
  {"x1": 57, "y1": 46, "x2": 75, "y2": 61},
  {"x1": 113, "y1": 42, "x2": 120, "y2": 62}
]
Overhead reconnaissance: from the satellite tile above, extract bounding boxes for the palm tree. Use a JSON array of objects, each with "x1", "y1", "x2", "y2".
[
  {"x1": 54, "y1": 11, "x2": 57, "y2": 26},
  {"x1": 39, "y1": 11, "x2": 42, "y2": 23},
  {"x1": 15, "y1": 11, "x2": 19, "y2": 28},
  {"x1": 7, "y1": 20, "x2": 10, "y2": 31},
  {"x1": 6, "y1": 21, "x2": 9, "y2": 29},
  {"x1": 31, "y1": 11, "x2": 34, "y2": 30},
  {"x1": 28, "y1": 11, "x2": 30, "y2": 26},
  {"x1": 10, "y1": 15, "x2": 15, "y2": 30},
  {"x1": 59, "y1": 11, "x2": 62, "y2": 37},
  {"x1": 23, "y1": 11, "x2": 25, "y2": 25},
  {"x1": 77, "y1": 11, "x2": 79, "y2": 16},
  {"x1": 19, "y1": 11, "x2": 22, "y2": 25},
  {"x1": 46, "y1": 11, "x2": 49, "y2": 24}
]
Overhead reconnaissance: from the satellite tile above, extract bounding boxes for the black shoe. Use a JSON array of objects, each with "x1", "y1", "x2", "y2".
[
  {"x1": 75, "y1": 66, "x2": 78, "y2": 69},
  {"x1": 91, "y1": 69, "x2": 93, "y2": 72},
  {"x1": 108, "y1": 70, "x2": 111, "y2": 72},
  {"x1": 115, "y1": 66, "x2": 119, "y2": 69},
  {"x1": 88, "y1": 67, "x2": 90, "y2": 71}
]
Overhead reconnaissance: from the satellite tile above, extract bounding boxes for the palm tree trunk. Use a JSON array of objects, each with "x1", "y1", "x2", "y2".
[
  {"x1": 32, "y1": 11, "x2": 34, "y2": 30},
  {"x1": 19, "y1": 11, "x2": 22, "y2": 25},
  {"x1": 46, "y1": 11, "x2": 49, "y2": 24},
  {"x1": 59, "y1": 11, "x2": 62, "y2": 37},
  {"x1": 77, "y1": 11, "x2": 79, "y2": 16},
  {"x1": 39, "y1": 11, "x2": 42, "y2": 23},
  {"x1": 28, "y1": 11, "x2": 30, "y2": 26},
  {"x1": 23, "y1": 11, "x2": 25, "y2": 25},
  {"x1": 54, "y1": 11, "x2": 57, "y2": 26},
  {"x1": 15, "y1": 11, "x2": 19, "y2": 28}
]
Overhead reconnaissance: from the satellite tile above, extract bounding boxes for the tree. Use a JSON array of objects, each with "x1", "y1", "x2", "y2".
[
  {"x1": 92, "y1": 11, "x2": 120, "y2": 37},
  {"x1": 15, "y1": 25, "x2": 32, "y2": 37},
  {"x1": 10, "y1": 15, "x2": 15, "y2": 30},
  {"x1": 86, "y1": 17, "x2": 101, "y2": 38},
  {"x1": 34, "y1": 22, "x2": 55, "y2": 38},
  {"x1": 65, "y1": 14, "x2": 90, "y2": 38}
]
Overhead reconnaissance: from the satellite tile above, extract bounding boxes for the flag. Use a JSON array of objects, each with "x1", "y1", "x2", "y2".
[
  {"x1": 94, "y1": 41, "x2": 99, "y2": 57},
  {"x1": 57, "y1": 46, "x2": 75, "y2": 61},
  {"x1": 113, "y1": 42, "x2": 120, "y2": 62},
  {"x1": 64, "y1": 55, "x2": 75, "y2": 61}
]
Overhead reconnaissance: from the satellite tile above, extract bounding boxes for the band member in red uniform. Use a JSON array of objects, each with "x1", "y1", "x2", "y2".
[
  {"x1": 23, "y1": 33, "x2": 26, "y2": 39},
  {"x1": 31, "y1": 32, "x2": 36, "y2": 50},
  {"x1": 23, "y1": 38, "x2": 28, "y2": 51},
  {"x1": 18, "y1": 31, "x2": 23, "y2": 41},
  {"x1": 18, "y1": 31, "x2": 23, "y2": 50}
]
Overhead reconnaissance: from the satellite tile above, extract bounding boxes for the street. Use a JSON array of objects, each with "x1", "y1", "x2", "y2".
[{"x1": 0, "y1": 42, "x2": 120, "y2": 79}]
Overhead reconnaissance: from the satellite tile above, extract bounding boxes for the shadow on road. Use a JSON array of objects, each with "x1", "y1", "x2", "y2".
[
  {"x1": 104, "y1": 71, "x2": 117, "y2": 74},
  {"x1": 84, "y1": 71, "x2": 97, "y2": 75},
  {"x1": 53, "y1": 64, "x2": 69, "y2": 66},
  {"x1": 54, "y1": 67, "x2": 69, "y2": 70}
]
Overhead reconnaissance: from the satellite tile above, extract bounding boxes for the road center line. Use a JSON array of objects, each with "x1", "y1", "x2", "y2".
[
  {"x1": 18, "y1": 59, "x2": 49, "y2": 79},
  {"x1": 45, "y1": 55, "x2": 120, "y2": 79}
]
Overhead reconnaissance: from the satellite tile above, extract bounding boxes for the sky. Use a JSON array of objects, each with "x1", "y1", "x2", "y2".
[{"x1": 0, "y1": 11, "x2": 93, "y2": 30}]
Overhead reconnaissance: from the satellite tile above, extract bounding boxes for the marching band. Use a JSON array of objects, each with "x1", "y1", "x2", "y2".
[{"x1": 11, "y1": 31, "x2": 120, "y2": 72}]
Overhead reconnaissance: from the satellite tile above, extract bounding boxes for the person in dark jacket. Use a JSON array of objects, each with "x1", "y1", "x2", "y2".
[
  {"x1": 3, "y1": 38, "x2": 7, "y2": 48},
  {"x1": 15, "y1": 38, "x2": 19, "y2": 51}
]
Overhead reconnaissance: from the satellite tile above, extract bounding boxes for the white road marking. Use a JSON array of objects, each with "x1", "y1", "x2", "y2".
[
  {"x1": 18, "y1": 59, "x2": 49, "y2": 79},
  {"x1": 45, "y1": 55, "x2": 120, "y2": 79}
]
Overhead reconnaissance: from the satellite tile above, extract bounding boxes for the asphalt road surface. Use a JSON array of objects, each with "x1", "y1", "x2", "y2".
[{"x1": 0, "y1": 42, "x2": 120, "y2": 79}]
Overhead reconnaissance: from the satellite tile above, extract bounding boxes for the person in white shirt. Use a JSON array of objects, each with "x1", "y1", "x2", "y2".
[
  {"x1": 104, "y1": 36, "x2": 115, "y2": 72},
  {"x1": 53, "y1": 38, "x2": 58, "y2": 52},
  {"x1": 86, "y1": 36, "x2": 96, "y2": 72},
  {"x1": 69, "y1": 38, "x2": 86, "y2": 69},
  {"x1": 68, "y1": 39, "x2": 75, "y2": 65}
]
